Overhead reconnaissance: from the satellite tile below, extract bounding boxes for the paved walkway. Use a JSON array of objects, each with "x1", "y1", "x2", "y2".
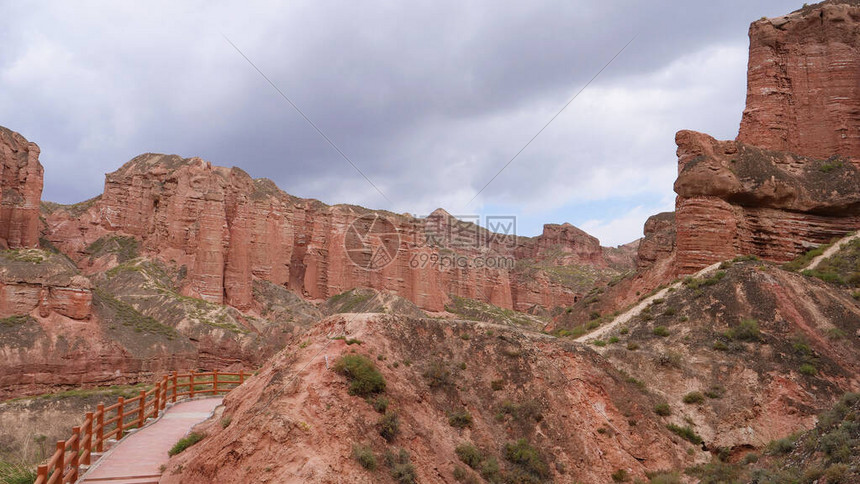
[
  {"x1": 804, "y1": 231, "x2": 859, "y2": 271},
  {"x1": 79, "y1": 397, "x2": 222, "y2": 484},
  {"x1": 577, "y1": 261, "x2": 722, "y2": 343}
]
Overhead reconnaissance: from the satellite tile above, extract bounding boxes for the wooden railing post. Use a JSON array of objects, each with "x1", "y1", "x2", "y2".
[
  {"x1": 189, "y1": 371, "x2": 195, "y2": 398},
  {"x1": 83, "y1": 412, "x2": 93, "y2": 465},
  {"x1": 36, "y1": 465, "x2": 47, "y2": 482},
  {"x1": 70, "y1": 426, "x2": 80, "y2": 481},
  {"x1": 154, "y1": 382, "x2": 161, "y2": 418},
  {"x1": 162, "y1": 375, "x2": 169, "y2": 410},
  {"x1": 55, "y1": 440, "x2": 65, "y2": 480},
  {"x1": 172, "y1": 371, "x2": 178, "y2": 403},
  {"x1": 239, "y1": 369, "x2": 244, "y2": 384},
  {"x1": 96, "y1": 403, "x2": 105, "y2": 452},
  {"x1": 213, "y1": 369, "x2": 219, "y2": 394},
  {"x1": 138, "y1": 390, "x2": 146, "y2": 427},
  {"x1": 117, "y1": 396, "x2": 124, "y2": 440}
]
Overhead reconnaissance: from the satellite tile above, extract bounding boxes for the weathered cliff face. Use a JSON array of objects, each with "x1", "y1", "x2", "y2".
[
  {"x1": 0, "y1": 251, "x2": 322, "y2": 400},
  {"x1": 673, "y1": 130, "x2": 860, "y2": 274},
  {"x1": 44, "y1": 154, "x2": 630, "y2": 313},
  {"x1": 658, "y1": 1, "x2": 860, "y2": 276},
  {"x1": 738, "y1": 1, "x2": 860, "y2": 160},
  {"x1": 0, "y1": 127, "x2": 43, "y2": 249},
  {"x1": 0, "y1": 249, "x2": 93, "y2": 320},
  {"x1": 637, "y1": 212, "x2": 675, "y2": 271}
]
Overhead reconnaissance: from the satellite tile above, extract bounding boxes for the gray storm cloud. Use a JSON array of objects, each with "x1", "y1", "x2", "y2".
[{"x1": 0, "y1": 0, "x2": 802, "y2": 244}]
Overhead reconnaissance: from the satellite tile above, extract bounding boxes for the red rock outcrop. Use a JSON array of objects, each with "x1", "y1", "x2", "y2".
[
  {"x1": 0, "y1": 127, "x2": 43, "y2": 249},
  {"x1": 738, "y1": 1, "x2": 860, "y2": 160},
  {"x1": 669, "y1": 1, "x2": 860, "y2": 275},
  {"x1": 0, "y1": 250, "x2": 93, "y2": 320},
  {"x1": 674, "y1": 130, "x2": 860, "y2": 274},
  {"x1": 44, "y1": 154, "x2": 630, "y2": 313},
  {"x1": 162, "y1": 314, "x2": 690, "y2": 483},
  {"x1": 637, "y1": 212, "x2": 675, "y2": 271}
]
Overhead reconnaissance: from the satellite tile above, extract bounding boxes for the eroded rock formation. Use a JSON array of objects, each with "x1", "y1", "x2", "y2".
[
  {"x1": 673, "y1": 130, "x2": 860, "y2": 274},
  {"x1": 43, "y1": 154, "x2": 630, "y2": 313},
  {"x1": 637, "y1": 212, "x2": 675, "y2": 271},
  {"x1": 738, "y1": 1, "x2": 860, "y2": 160},
  {"x1": 0, "y1": 127, "x2": 43, "y2": 249},
  {"x1": 0, "y1": 250, "x2": 93, "y2": 320},
  {"x1": 670, "y1": 1, "x2": 860, "y2": 275}
]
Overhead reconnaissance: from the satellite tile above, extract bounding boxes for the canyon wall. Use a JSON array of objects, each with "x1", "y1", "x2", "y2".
[
  {"x1": 0, "y1": 127, "x2": 43, "y2": 249},
  {"x1": 738, "y1": 2, "x2": 860, "y2": 160},
  {"x1": 43, "y1": 154, "x2": 628, "y2": 313},
  {"x1": 674, "y1": 130, "x2": 860, "y2": 274},
  {"x1": 672, "y1": 1, "x2": 860, "y2": 275}
]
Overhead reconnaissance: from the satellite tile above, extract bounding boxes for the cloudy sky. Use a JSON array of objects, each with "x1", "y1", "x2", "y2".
[{"x1": 0, "y1": 0, "x2": 803, "y2": 245}]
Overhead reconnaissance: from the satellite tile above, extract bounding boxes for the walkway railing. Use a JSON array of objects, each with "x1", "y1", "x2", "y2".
[{"x1": 34, "y1": 369, "x2": 246, "y2": 484}]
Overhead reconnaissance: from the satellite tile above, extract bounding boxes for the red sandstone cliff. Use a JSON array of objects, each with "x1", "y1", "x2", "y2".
[
  {"x1": 43, "y1": 154, "x2": 630, "y2": 313},
  {"x1": 0, "y1": 127, "x2": 43, "y2": 249},
  {"x1": 669, "y1": 1, "x2": 860, "y2": 275},
  {"x1": 738, "y1": 1, "x2": 860, "y2": 160},
  {"x1": 674, "y1": 130, "x2": 860, "y2": 274}
]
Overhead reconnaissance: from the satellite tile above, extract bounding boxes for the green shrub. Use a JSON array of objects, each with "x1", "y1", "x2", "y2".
[
  {"x1": 766, "y1": 436, "x2": 795, "y2": 455},
  {"x1": 608, "y1": 336, "x2": 620, "y2": 344},
  {"x1": 704, "y1": 386, "x2": 725, "y2": 399},
  {"x1": 352, "y1": 444, "x2": 377, "y2": 470},
  {"x1": 653, "y1": 326, "x2": 670, "y2": 337},
  {"x1": 740, "y1": 453, "x2": 759, "y2": 465},
  {"x1": 824, "y1": 463, "x2": 850, "y2": 483},
  {"x1": 799, "y1": 363, "x2": 817, "y2": 376},
  {"x1": 0, "y1": 463, "x2": 38, "y2": 484},
  {"x1": 423, "y1": 361, "x2": 451, "y2": 388},
  {"x1": 384, "y1": 448, "x2": 416, "y2": 484},
  {"x1": 646, "y1": 471, "x2": 682, "y2": 484},
  {"x1": 448, "y1": 410, "x2": 473, "y2": 429},
  {"x1": 784, "y1": 245, "x2": 828, "y2": 271},
  {"x1": 168, "y1": 432, "x2": 205, "y2": 456},
  {"x1": 378, "y1": 411, "x2": 400, "y2": 442},
  {"x1": 334, "y1": 354, "x2": 386, "y2": 396},
  {"x1": 452, "y1": 465, "x2": 477, "y2": 483},
  {"x1": 683, "y1": 391, "x2": 705, "y2": 404},
  {"x1": 654, "y1": 403, "x2": 671, "y2": 416},
  {"x1": 683, "y1": 270, "x2": 727, "y2": 289},
  {"x1": 372, "y1": 396, "x2": 389, "y2": 413},
  {"x1": 725, "y1": 319, "x2": 760, "y2": 342},
  {"x1": 627, "y1": 342, "x2": 640, "y2": 351},
  {"x1": 480, "y1": 457, "x2": 500, "y2": 481},
  {"x1": 490, "y1": 379, "x2": 504, "y2": 391},
  {"x1": 497, "y1": 399, "x2": 542, "y2": 423},
  {"x1": 455, "y1": 442, "x2": 483, "y2": 469},
  {"x1": 666, "y1": 424, "x2": 702, "y2": 445},
  {"x1": 612, "y1": 468, "x2": 630, "y2": 482},
  {"x1": 619, "y1": 327, "x2": 629, "y2": 335},
  {"x1": 593, "y1": 340, "x2": 607, "y2": 347},
  {"x1": 504, "y1": 439, "x2": 550, "y2": 480},
  {"x1": 712, "y1": 341, "x2": 728, "y2": 351}
]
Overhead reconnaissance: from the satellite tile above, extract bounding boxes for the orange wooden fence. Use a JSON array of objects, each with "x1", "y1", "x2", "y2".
[{"x1": 33, "y1": 369, "x2": 246, "y2": 484}]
